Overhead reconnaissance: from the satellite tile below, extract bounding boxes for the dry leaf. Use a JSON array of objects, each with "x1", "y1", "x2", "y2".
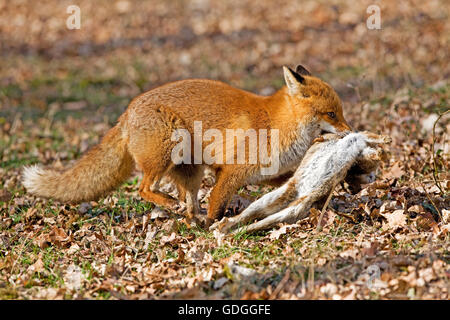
[
  {"x1": 382, "y1": 209, "x2": 406, "y2": 231},
  {"x1": 386, "y1": 162, "x2": 404, "y2": 179}
]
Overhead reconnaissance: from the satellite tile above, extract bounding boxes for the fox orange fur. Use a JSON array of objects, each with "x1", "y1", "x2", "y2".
[{"x1": 23, "y1": 65, "x2": 351, "y2": 226}]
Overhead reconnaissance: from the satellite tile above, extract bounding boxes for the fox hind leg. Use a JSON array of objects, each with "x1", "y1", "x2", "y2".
[
  {"x1": 138, "y1": 159, "x2": 179, "y2": 209},
  {"x1": 139, "y1": 173, "x2": 178, "y2": 209},
  {"x1": 170, "y1": 164, "x2": 204, "y2": 222}
]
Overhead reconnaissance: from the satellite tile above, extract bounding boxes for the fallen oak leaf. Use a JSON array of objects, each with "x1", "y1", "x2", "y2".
[
  {"x1": 318, "y1": 209, "x2": 336, "y2": 229},
  {"x1": 175, "y1": 248, "x2": 185, "y2": 263},
  {"x1": 0, "y1": 189, "x2": 12, "y2": 202},
  {"x1": 308, "y1": 207, "x2": 321, "y2": 225},
  {"x1": 386, "y1": 161, "x2": 404, "y2": 179},
  {"x1": 150, "y1": 206, "x2": 169, "y2": 220},
  {"x1": 24, "y1": 207, "x2": 38, "y2": 221},
  {"x1": 159, "y1": 232, "x2": 176, "y2": 246},
  {"x1": 43, "y1": 217, "x2": 56, "y2": 225},
  {"x1": 339, "y1": 248, "x2": 359, "y2": 260},
  {"x1": 439, "y1": 224, "x2": 450, "y2": 237},
  {"x1": 415, "y1": 211, "x2": 439, "y2": 234},
  {"x1": 381, "y1": 209, "x2": 406, "y2": 231},
  {"x1": 442, "y1": 209, "x2": 450, "y2": 224},
  {"x1": 361, "y1": 241, "x2": 379, "y2": 257},
  {"x1": 27, "y1": 254, "x2": 45, "y2": 274},
  {"x1": 41, "y1": 226, "x2": 72, "y2": 248},
  {"x1": 64, "y1": 264, "x2": 85, "y2": 291},
  {"x1": 268, "y1": 225, "x2": 290, "y2": 240},
  {"x1": 67, "y1": 243, "x2": 80, "y2": 255}
]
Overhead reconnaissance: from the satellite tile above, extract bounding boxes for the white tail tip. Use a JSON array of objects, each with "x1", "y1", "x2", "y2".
[{"x1": 22, "y1": 165, "x2": 46, "y2": 193}]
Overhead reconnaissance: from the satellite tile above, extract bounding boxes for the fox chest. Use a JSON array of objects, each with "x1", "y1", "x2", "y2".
[{"x1": 246, "y1": 134, "x2": 315, "y2": 184}]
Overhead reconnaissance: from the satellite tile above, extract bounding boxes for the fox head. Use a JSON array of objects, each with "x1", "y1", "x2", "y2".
[{"x1": 283, "y1": 65, "x2": 351, "y2": 134}]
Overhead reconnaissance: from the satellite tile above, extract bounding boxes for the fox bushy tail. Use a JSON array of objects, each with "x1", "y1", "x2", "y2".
[{"x1": 22, "y1": 124, "x2": 134, "y2": 203}]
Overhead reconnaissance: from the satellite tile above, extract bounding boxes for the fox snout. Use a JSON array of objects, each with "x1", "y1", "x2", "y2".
[
  {"x1": 319, "y1": 119, "x2": 352, "y2": 134},
  {"x1": 336, "y1": 121, "x2": 352, "y2": 132}
]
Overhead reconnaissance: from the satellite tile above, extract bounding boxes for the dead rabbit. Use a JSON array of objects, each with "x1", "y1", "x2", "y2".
[{"x1": 211, "y1": 131, "x2": 391, "y2": 234}]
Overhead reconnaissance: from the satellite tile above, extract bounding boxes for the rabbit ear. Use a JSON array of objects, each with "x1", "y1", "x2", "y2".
[
  {"x1": 295, "y1": 65, "x2": 311, "y2": 76},
  {"x1": 283, "y1": 66, "x2": 305, "y2": 95}
]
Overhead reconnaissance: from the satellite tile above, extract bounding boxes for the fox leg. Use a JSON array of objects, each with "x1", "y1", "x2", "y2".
[
  {"x1": 184, "y1": 187, "x2": 201, "y2": 221},
  {"x1": 130, "y1": 129, "x2": 180, "y2": 209},
  {"x1": 139, "y1": 174, "x2": 178, "y2": 209},
  {"x1": 138, "y1": 160, "x2": 179, "y2": 209},
  {"x1": 180, "y1": 173, "x2": 202, "y2": 220},
  {"x1": 170, "y1": 164, "x2": 204, "y2": 220},
  {"x1": 177, "y1": 184, "x2": 186, "y2": 203},
  {"x1": 210, "y1": 179, "x2": 298, "y2": 233},
  {"x1": 206, "y1": 168, "x2": 251, "y2": 227}
]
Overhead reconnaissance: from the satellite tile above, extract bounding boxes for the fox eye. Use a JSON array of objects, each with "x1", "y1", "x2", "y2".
[{"x1": 327, "y1": 112, "x2": 336, "y2": 119}]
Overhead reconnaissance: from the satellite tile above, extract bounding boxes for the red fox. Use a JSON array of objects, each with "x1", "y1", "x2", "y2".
[{"x1": 22, "y1": 65, "x2": 351, "y2": 226}]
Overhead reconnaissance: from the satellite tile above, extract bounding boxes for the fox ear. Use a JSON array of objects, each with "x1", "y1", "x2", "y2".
[
  {"x1": 283, "y1": 66, "x2": 305, "y2": 96},
  {"x1": 296, "y1": 65, "x2": 311, "y2": 76}
]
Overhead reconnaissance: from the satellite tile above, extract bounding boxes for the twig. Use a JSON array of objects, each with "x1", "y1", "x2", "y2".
[
  {"x1": 316, "y1": 182, "x2": 337, "y2": 231},
  {"x1": 308, "y1": 264, "x2": 315, "y2": 292},
  {"x1": 431, "y1": 110, "x2": 449, "y2": 196},
  {"x1": 419, "y1": 179, "x2": 442, "y2": 222},
  {"x1": 334, "y1": 210, "x2": 358, "y2": 223},
  {"x1": 269, "y1": 269, "x2": 291, "y2": 299},
  {"x1": 10, "y1": 235, "x2": 31, "y2": 275}
]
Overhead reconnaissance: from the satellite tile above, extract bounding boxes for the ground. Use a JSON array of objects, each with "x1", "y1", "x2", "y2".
[{"x1": 0, "y1": 0, "x2": 449, "y2": 299}]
